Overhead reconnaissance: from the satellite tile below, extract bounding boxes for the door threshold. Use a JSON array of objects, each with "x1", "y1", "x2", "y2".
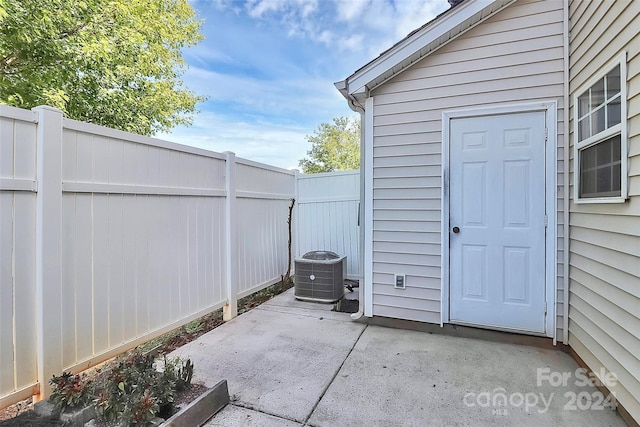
[
  {"x1": 449, "y1": 320, "x2": 547, "y2": 337},
  {"x1": 368, "y1": 316, "x2": 563, "y2": 350}
]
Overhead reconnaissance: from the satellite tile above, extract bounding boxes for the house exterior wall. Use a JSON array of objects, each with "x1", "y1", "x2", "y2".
[
  {"x1": 568, "y1": 0, "x2": 640, "y2": 422},
  {"x1": 367, "y1": 0, "x2": 566, "y2": 336}
]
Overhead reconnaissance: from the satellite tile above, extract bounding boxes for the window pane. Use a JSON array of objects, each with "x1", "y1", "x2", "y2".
[
  {"x1": 582, "y1": 146, "x2": 596, "y2": 169},
  {"x1": 579, "y1": 135, "x2": 622, "y2": 198},
  {"x1": 607, "y1": 65, "x2": 621, "y2": 99},
  {"x1": 612, "y1": 135, "x2": 621, "y2": 159},
  {"x1": 596, "y1": 166, "x2": 612, "y2": 193},
  {"x1": 612, "y1": 163, "x2": 621, "y2": 192},
  {"x1": 607, "y1": 96, "x2": 621, "y2": 127},
  {"x1": 578, "y1": 117, "x2": 590, "y2": 141},
  {"x1": 578, "y1": 92, "x2": 590, "y2": 117},
  {"x1": 596, "y1": 138, "x2": 612, "y2": 164},
  {"x1": 591, "y1": 79, "x2": 605, "y2": 108},
  {"x1": 580, "y1": 169, "x2": 596, "y2": 196},
  {"x1": 592, "y1": 106, "x2": 606, "y2": 135}
]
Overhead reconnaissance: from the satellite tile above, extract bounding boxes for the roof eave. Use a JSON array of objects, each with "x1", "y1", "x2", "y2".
[
  {"x1": 335, "y1": 80, "x2": 367, "y2": 113},
  {"x1": 342, "y1": 0, "x2": 514, "y2": 97}
]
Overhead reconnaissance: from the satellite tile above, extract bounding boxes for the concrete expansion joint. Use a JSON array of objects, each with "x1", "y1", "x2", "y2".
[
  {"x1": 228, "y1": 401, "x2": 303, "y2": 424},
  {"x1": 303, "y1": 324, "x2": 369, "y2": 425},
  {"x1": 255, "y1": 306, "x2": 352, "y2": 322}
]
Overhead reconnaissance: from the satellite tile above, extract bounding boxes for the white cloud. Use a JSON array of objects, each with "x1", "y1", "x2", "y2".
[
  {"x1": 392, "y1": 0, "x2": 449, "y2": 40},
  {"x1": 296, "y1": 0, "x2": 319, "y2": 17},
  {"x1": 246, "y1": 0, "x2": 283, "y2": 18},
  {"x1": 185, "y1": 45, "x2": 234, "y2": 67},
  {"x1": 318, "y1": 30, "x2": 333, "y2": 45},
  {"x1": 335, "y1": 0, "x2": 369, "y2": 22},
  {"x1": 339, "y1": 33, "x2": 365, "y2": 52},
  {"x1": 245, "y1": 0, "x2": 318, "y2": 19},
  {"x1": 157, "y1": 111, "x2": 312, "y2": 170},
  {"x1": 183, "y1": 65, "x2": 346, "y2": 118}
]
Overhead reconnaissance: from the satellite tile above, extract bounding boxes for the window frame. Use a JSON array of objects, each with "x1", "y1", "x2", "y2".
[{"x1": 573, "y1": 52, "x2": 628, "y2": 204}]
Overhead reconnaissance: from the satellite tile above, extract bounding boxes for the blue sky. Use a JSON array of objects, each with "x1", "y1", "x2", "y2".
[{"x1": 158, "y1": 0, "x2": 450, "y2": 169}]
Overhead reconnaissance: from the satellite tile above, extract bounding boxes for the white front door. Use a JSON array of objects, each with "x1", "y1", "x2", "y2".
[{"x1": 449, "y1": 111, "x2": 546, "y2": 333}]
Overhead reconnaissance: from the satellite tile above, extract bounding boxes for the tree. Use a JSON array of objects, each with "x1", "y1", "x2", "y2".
[
  {"x1": 299, "y1": 116, "x2": 360, "y2": 173},
  {"x1": 0, "y1": 0, "x2": 204, "y2": 136}
]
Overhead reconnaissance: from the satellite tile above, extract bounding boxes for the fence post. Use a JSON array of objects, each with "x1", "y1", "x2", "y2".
[
  {"x1": 293, "y1": 169, "x2": 300, "y2": 262},
  {"x1": 33, "y1": 106, "x2": 64, "y2": 399},
  {"x1": 223, "y1": 152, "x2": 238, "y2": 321}
]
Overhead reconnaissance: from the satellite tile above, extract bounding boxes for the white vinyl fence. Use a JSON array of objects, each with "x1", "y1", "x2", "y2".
[
  {"x1": 0, "y1": 105, "x2": 296, "y2": 407},
  {"x1": 0, "y1": 104, "x2": 360, "y2": 408},
  {"x1": 0, "y1": 106, "x2": 38, "y2": 407},
  {"x1": 296, "y1": 171, "x2": 360, "y2": 278}
]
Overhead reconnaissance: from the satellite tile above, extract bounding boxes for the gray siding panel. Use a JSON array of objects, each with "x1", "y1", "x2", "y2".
[
  {"x1": 369, "y1": 0, "x2": 566, "y2": 333},
  {"x1": 569, "y1": 0, "x2": 640, "y2": 422}
]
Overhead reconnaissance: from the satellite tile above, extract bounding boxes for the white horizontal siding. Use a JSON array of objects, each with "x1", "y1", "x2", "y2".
[
  {"x1": 568, "y1": 0, "x2": 640, "y2": 422},
  {"x1": 369, "y1": 0, "x2": 566, "y2": 327}
]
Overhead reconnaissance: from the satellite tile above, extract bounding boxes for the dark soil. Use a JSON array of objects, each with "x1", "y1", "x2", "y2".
[
  {"x1": 173, "y1": 382, "x2": 208, "y2": 410},
  {"x1": 0, "y1": 411, "x2": 65, "y2": 426},
  {"x1": 0, "y1": 280, "x2": 293, "y2": 424}
]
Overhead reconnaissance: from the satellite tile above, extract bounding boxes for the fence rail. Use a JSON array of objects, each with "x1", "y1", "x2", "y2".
[{"x1": 0, "y1": 105, "x2": 360, "y2": 408}]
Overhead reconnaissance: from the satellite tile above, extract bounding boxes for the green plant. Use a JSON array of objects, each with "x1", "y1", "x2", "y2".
[
  {"x1": 183, "y1": 320, "x2": 204, "y2": 335},
  {"x1": 162, "y1": 356, "x2": 194, "y2": 392},
  {"x1": 94, "y1": 388, "x2": 124, "y2": 423},
  {"x1": 123, "y1": 389, "x2": 159, "y2": 425},
  {"x1": 94, "y1": 350, "x2": 180, "y2": 425},
  {"x1": 49, "y1": 372, "x2": 93, "y2": 412}
]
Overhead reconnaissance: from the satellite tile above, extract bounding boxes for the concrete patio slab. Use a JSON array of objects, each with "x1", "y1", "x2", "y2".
[
  {"x1": 258, "y1": 293, "x2": 351, "y2": 322},
  {"x1": 308, "y1": 326, "x2": 625, "y2": 427},
  {"x1": 173, "y1": 289, "x2": 627, "y2": 427},
  {"x1": 204, "y1": 405, "x2": 302, "y2": 427},
  {"x1": 169, "y1": 290, "x2": 365, "y2": 424}
]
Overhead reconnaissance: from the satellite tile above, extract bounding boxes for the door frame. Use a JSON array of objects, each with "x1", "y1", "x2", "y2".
[{"x1": 440, "y1": 101, "x2": 557, "y2": 341}]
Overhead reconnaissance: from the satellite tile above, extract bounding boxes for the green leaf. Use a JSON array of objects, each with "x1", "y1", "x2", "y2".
[
  {"x1": 0, "y1": 0, "x2": 205, "y2": 135},
  {"x1": 299, "y1": 116, "x2": 361, "y2": 173}
]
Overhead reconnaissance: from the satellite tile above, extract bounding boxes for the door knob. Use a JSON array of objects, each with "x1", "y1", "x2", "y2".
[{"x1": 452, "y1": 226, "x2": 460, "y2": 233}]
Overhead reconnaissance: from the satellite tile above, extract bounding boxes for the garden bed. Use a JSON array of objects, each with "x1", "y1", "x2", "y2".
[{"x1": 0, "y1": 280, "x2": 293, "y2": 426}]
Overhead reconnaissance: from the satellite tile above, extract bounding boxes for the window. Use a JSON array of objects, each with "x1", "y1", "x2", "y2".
[{"x1": 574, "y1": 53, "x2": 627, "y2": 202}]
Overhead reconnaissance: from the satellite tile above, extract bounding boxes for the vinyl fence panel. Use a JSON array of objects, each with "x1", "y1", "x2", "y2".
[
  {"x1": 235, "y1": 158, "x2": 295, "y2": 297},
  {"x1": 0, "y1": 106, "x2": 39, "y2": 407},
  {"x1": 59, "y1": 118, "x2": 230, "y2": 374},
  {"x1": 296, "y1": 170, "x2": 360, "y2": 278}
]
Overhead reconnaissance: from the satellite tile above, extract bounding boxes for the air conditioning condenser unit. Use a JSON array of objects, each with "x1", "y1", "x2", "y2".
[{"x1": 294, "y1": 251, "x2": 346, "y2": 303}]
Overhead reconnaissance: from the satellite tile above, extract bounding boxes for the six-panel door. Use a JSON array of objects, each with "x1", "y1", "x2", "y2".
[{"x1": 449, "y1": 112, "x2": 547, "y2": 333}]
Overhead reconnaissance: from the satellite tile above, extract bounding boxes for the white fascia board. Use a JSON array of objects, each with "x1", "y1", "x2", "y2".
[{"x1": 346, "y1": 0, "x2": 501, "y2": 95}]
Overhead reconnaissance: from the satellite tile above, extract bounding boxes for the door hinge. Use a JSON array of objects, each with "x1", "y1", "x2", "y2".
[
  {"x1": 544, "y1": 214, "x2": 548, "y2": 228},
  {"x1": 544, "y1": 302, "x2": 548, "y2": 315},
  {"x1": 544, "y1": 128, "x2": 548, "y2": 142}
]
